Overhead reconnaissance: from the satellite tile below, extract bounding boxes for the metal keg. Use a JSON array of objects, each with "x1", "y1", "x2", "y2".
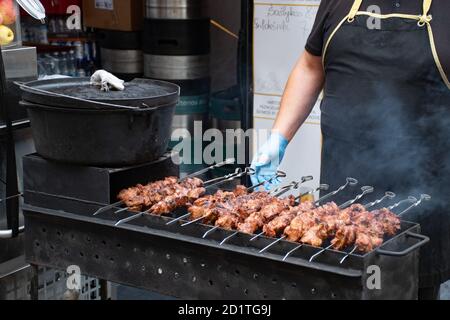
[
  {"x1": 144, "y1": 54, "x2": 210, "y2": 80},
  {"x1": 145, "y1": 0, "x2": 208, "y2": 20},
  {"x1": 169, "y1": 78, "x2": 210, "y2": 135},
  {"x1": 168, "y1": 78, "x2": 210, "y2": 177},
  {"x1": 210, "y1": 86, "x2": 242, "y2": 132},
  {"x1": 143, "y1": 18, "x2": 210, "y2": 55},
  {"x1": 209, "y1": 86, "x2": 242, "y2": 178},
  {"x1": 101, "y1": 48, "x2": 143, "y2": 79},
  {"x1": 98, "y1": 30, "x2": 143, "y2": 81}
]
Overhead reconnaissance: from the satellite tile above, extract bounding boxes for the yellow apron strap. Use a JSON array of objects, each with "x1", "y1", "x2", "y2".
[
  {"x1": 348, "y1": 0, "x2": 363, "y2": 21},
  {"x1": 423, "y1": 0, "x2": 432, "y2": 16},
  {"x1": 419, "y1": 0, "x2": 433, "y2": 25}
]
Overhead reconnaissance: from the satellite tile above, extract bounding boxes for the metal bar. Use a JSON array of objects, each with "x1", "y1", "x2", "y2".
[
  {"x1": 181, "y1": 216, "x2": 205, "y2": 227},
  {"x1": 181, "y1": 158, "x2": 236, "y2": 181},
  {"x1": 202, "y1": 225, "x2": 220, "y2": 238},
  {"x1": 93, "y1": 200, "x2": 124, "y2": 216},
  {"x1": 114, "y1": 207, "x2": 131, "y2": 214},
  {"x1": 282, "y1": 244, "x2": 303, "y2": 261},
  {"x1": 0, "y1": 193, "x2": 23, "y2": 203},
  {"x1": 338, "y1": 186, "x2": 374, "y2": 209},
  {"x1": 220, "y1": 231, "x2": 239, "y2": 245},
  {"x1": 309, "y1": 244, "x2": 333, "y2": 262},
  {"x1": 259, "y1": 236, "x2": 286, "y2": 253},
  {"x1": 115, "y1": 210, "x2": 150, "y2": 226},
  {"x1": 166, "y1": 213, "x2": 191, "y2": 225},
  {"x1": 250, "y1": 231, "x2": 264, "y2": 241},
  {"x1": 247, "y1": 170, "x2": 287, "y2": 192},
  {"x1": 339, "y1": 246, "x2": 358, "y2": 264},
  {"x1": 397, "y1": 194, "x2": 431, "y2": 217},
  {"x1": 387, "y1": 196, "x2": 418, "y2": 211},
  {"x1": 364, "y1": 191, "x2": 396, "y2": 209},
  {"x1": 314, "y1": 177, "x2": 358, "y2": 205}
]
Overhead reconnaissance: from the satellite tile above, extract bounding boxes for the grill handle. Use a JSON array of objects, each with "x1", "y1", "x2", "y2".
[{"x1": 376, "y1": 232, "x2": 429, "y2": 257}]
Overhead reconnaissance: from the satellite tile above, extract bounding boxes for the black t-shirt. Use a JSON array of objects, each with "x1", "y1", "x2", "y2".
[{"x1": 305, "y1": 0, "x2": 450, "y2": 76}]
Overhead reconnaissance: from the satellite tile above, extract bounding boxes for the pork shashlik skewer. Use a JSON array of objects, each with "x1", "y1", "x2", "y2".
[
  {"x1": 114, "y1": 168, "x2": 251, "y2": 227},
  {"x1": 258, "y1": 186, "x2": 374, "y2": 254},
  {"x1": 206, "y1": 177, "x2": 314, "y2": 241},
  {"x1": 250, "y1": 178, "x2": 358, "y2": 242},
  {"x1": 337, "y1": 194, "x2": 430, "y2": 264},
  {"x1": 94, "y1": 159, "x2": 236, "y2": 216},
  {"x1": 174, "y1": 170, "x2": 287, "y2": 227}
]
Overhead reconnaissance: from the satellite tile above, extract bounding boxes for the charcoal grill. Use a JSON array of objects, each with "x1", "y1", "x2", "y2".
[{"x1": 22, "y1": 154, "x2": 429, "y2": 300}]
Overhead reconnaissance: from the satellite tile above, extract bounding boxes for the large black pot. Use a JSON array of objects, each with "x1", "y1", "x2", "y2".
[{"x1": 20, "y1": 78, "x2": 180, "y2": 167}]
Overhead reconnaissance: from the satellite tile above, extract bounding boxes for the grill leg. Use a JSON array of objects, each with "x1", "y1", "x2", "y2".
[{"x1": 29, "y1": 264, "x2": 39, "y2": 300}]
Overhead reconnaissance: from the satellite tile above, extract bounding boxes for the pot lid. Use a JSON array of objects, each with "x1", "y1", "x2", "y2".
[
  {"x1": 20, "y1": 77, "x2": 181, "y2": 110},
  {"x1": 17, "y1": 0, "x2": 46, "y2": 21}
]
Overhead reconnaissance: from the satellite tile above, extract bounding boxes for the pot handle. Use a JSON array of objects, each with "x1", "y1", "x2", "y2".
[{"x1": 376, "y1": 232, "x2": 429, "y2": 257}]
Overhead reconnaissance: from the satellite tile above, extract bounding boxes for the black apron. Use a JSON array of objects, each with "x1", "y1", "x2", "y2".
[{"x1": 319, "y1": 0, "x2": 450, "y2": 287}]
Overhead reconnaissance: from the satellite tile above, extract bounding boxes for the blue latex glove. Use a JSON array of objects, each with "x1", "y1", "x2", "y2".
[{"x1": 250, "y1": 132, "x2": 289, "y2": 190}]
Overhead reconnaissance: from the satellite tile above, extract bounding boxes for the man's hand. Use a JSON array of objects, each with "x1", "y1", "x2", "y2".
[{"x1": 250, "y1": 132, "x2": 289, "y2": 190}]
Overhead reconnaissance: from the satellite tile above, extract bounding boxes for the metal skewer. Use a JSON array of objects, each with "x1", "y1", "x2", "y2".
[
  {"x1": 339, "y1": 195, "x2": 429, "y2": 264},
  {"x1": 115, "y1": 209, "x2": 151, "y2": 226},
  {"x1": 115, "y1": 168, "x2": 247, "y2": 215},
  {"x1": 309, "y1": 244, "x2": 334, "y2": 262},
  {"x1": 295, "y1": 184, "x2": 329, "y2": 202},
  {"x1": 364, "y1": 191, "x2": 396, "y2": 209},
  {"x1": 93, "y1": 159, "x2": 236, "y2": 216},
  {"x1": 288, "y1": 192, "x2": 394, "y2": 263},
  {"x1": 282, "y1": 244, "x2": 303, "y2": 261},
  {"x1": 338, "y1": 186, "x2": 375, "y2": 209},
  {"x1": 259, "y1": 236, "x2": 286, "y2": 253},
  {"x1": 181, "y1": 158, "x2": 236, "y2": 180},
  {"x1": 397, "y1": 194, "x2": 431, "y2": 217},
  {"x1": 179, "y1": 170, "x2": 284, "y2": 228},
  {"x1": 285, "y1": 186, "x2": 374, "y2": 261},
  {"x1": 220, "y1": 231, "x2": 238, "y2": 245},
  {"x1": 116, "y1": 170, "x2": 256, "y2": 227},
  {"x1": 250, "y1": 179, "x2": 357, "y2": 242},
  {"x1": 207, "y1": 177, "x2": 313, "y2": 241},
  {"x1": 93, "y1": 200, "x2": 124, "y2": 216},
  {"x1": 339, "y1": 246, "x2": 358, "y2": 264},
  {"x1": 0, "y1": 193, "x2": 23, "y2": 203},
  {"x1": 336, "y1": 192, "x2": 396, "y2": 264},
  {"x1": 315, "y1": 177, "x2": 358, "y2": 205}
]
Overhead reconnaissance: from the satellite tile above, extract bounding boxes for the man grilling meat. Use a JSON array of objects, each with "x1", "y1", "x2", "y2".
[{"x1": 251, "y1": 0, "x2": 450, "y2": 299}]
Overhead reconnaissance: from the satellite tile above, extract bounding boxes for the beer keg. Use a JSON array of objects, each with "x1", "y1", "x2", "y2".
[
  {"x1": 98, "y1": 30, "x2": 143, "y2": 81},
  {"x1": 145, "y1": 0, "x2": 208, "y2": 20}
]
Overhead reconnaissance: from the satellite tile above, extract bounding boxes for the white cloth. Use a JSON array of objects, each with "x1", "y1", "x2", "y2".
[{"x1": 90, "y1": 70, "x2": 125, "y2": 92}]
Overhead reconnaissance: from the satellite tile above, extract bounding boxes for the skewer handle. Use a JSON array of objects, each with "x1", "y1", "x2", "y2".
[
  {"x1": 315, "y1": 177, "x2": 358, "y2": 205},
  {"x1": 364, "y1": 191, "x2": 396, "y2": 209},
  {"x1": 247, "y1": 170, "x2": 287, "y2": 192},
  {"x1": 397, "y1": 194, "x2": 431, "y2": 217},
  {"x1": 387, "y1": 196, "x2": 418, "y2": 211},
  {"x1": 339, "y1": 186, "x2": 374, "y2": 209},
  {"x1": 181, "y1": 158, "x2": 236, "y2": 181}
]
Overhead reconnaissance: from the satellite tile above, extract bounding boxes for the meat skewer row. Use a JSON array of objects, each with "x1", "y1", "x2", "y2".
[
  {"x1": 249, "y1": 180, "x2": 356, "y2": 242},
  {"x1": 117, "y1": 177, "x2": 204, "y2": 212},
  {"x1": 258, "y1": 186, "x2": 375, "y2": 254},
  {"x1": 187, "y1": 189, "x2": 275, "y2": 229},
  {"x1": 117, "y1": 176, "x2": 179, "y2": 211}
]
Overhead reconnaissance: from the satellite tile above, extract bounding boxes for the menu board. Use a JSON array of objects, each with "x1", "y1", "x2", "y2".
[{"x1": 253, "y1": 0, "x2": 322, "y2": 190}]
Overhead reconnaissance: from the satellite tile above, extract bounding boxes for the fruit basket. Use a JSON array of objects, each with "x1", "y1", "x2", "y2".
[{"x1": 0, "y1": 0, "x2": 21, "y2": 47}]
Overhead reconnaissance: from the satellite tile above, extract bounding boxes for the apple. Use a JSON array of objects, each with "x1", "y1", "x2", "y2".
[
  {"x1": 0, "y1": 13, "x2": 3, "y2": 25},
  {"x1": 0, "y1": 25, "x2": 14, "y2": 46},
  {"x1": 0, "y1": 0, "x2": 16, "y2": 25}
]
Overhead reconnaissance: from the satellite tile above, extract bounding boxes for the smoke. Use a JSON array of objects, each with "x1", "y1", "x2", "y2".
[{"x1": 321, "y1": 78, "x2": 450, "y2": 221}]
